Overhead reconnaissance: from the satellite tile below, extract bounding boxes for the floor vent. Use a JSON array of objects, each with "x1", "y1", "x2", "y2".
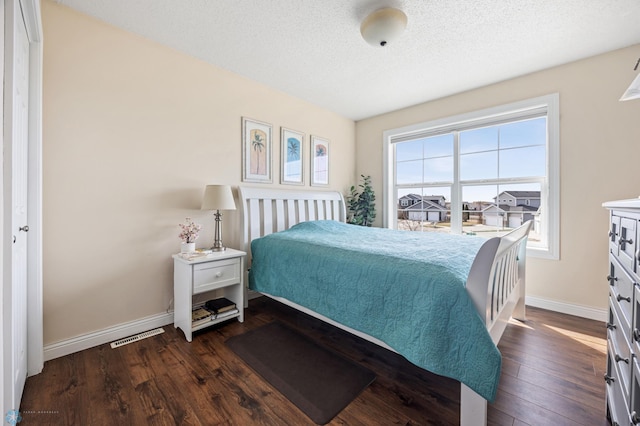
[{"x1": 110, "y1": 327, "x2": 165, "y2": 349}]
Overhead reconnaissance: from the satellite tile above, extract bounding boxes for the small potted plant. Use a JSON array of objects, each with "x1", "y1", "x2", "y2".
[{"x1": 178, "y1": 217, "x2": 201, "y2": 253}]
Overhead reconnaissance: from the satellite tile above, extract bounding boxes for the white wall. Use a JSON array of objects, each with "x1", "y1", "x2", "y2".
[
  {"x1": 42, "y1": 1, "x2": 356, "y2": 345},
  {"x1": 356, "y1": 45, "x2": 640, "y2": 315}
]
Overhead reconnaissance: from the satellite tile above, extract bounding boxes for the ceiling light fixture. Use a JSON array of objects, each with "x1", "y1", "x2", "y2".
[{"x1": 360, "y1": 7, "x2": 407, "y2": 47}]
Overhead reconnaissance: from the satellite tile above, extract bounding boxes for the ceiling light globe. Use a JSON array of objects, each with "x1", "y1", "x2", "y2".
[{"x1": 360, "y1": 8, "x2": 408, "y2": 47}]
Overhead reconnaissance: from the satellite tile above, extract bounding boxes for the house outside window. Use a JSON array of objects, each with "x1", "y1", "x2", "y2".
[{"x1": 383, "y1": 94, "x2": 559, "y2": 259}]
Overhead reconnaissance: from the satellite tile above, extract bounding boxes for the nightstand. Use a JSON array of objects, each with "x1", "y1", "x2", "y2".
[{"x1": 172, "y1": 248, "x2": 246, "y2": 342}]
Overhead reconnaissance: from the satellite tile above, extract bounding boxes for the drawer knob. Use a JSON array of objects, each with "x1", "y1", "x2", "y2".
[
  {"x1": 215, "y1": 272, "x2": 223, "y2": 278},
  {"x1": 607, "y1": 275, "x2": 618, "y2": 285},
  {"x1": 617, "y1": 294, "x2": 631, "y2": 303},
  {"x1": 633, "y1": 411, "x2": 640, "y2": 425},
  {"x1": 615, "y1": 354, "x2": 630, "y2": 364},
  {"x1": 619, "y1": 237, "x2": 634, "y2": 246},
  {"x1": 606, "y1": 322, "x2": 617, "y2": 331},
  {"x1": 604, "y1": 374, "x2": 615, "y2": 385},
  {"x1": 635, "y1": 329, "x2": 640, "y2": 341}
]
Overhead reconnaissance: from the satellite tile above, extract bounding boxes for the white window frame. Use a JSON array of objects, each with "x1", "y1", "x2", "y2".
[{"x1": 382, "y1": 94, "x2": 560, "y2": 260}]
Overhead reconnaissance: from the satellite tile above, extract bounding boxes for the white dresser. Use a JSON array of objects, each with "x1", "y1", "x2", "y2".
[{"x1": 604, "y1": 198, "x2": 640, "y2": 425}]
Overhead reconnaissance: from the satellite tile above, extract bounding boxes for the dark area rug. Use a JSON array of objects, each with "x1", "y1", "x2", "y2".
[{"x1": 226, "y1": 321, "x2": 376, "y2": 424}]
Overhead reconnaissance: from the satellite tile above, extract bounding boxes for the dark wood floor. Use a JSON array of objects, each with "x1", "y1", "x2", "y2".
[{"x1": 21, "y1": 297, "x2": 607, "y2": 425}]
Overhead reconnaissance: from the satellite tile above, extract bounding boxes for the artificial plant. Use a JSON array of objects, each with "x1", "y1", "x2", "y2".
[{"x1": 347, "y1": 175, "x2": 376, "y2": 226}]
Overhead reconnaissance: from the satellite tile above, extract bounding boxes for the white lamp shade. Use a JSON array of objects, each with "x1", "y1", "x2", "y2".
[
  {"x1": 360, "y1": 8, "x2": 407, "y2": 47},
  {"x1": 201, "y1": 185, "x2": 236, "y2": 210},
  {"x1": 620, "y1": 73, "x2": 640, "y2": 101}
]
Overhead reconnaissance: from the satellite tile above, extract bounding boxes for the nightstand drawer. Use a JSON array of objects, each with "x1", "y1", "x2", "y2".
[{"x1": 193, "y1": 258, "x2": 240, "y2": 294}]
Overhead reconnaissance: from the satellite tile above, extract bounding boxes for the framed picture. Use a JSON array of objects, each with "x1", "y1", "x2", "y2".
[
  {"x1": 242, "y1": 117, "x2": 272, "y2": 183},
  {"x1": 280, "y1": 128, "x2": 305, "y2": 185},
  {"x1": 310, "y1": 136, "x2": 329, "y2": 186}
]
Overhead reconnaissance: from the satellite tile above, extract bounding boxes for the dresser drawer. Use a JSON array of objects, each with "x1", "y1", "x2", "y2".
[
  {"x1": 607, "y1": 347, "x2": 632, "y2": 426},
  {"x1": 631, "y1": 357, "x2": 640, "y2": 424},
  {"x1": 618, "y1": 216, "x2": 638, "y2": 275},
  {"x1": 634, "y1": 285, "x2": 640, "y2": 354},
  {"x1": 609, "y1": 305, "x2": 632, "y2": 399},
  {"x1": 193, "y1": 258, "x2": 241, "y2": 294},
  {"x1": 610, "y1": 215, "x2": 621, "y2": 255},
  {"x1": 610, "y1": 254, "x2": 635, "y2": 329}
]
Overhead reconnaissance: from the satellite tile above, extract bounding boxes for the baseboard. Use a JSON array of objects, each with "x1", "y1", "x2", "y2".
[
  {"x1": 42, "y1": 296, "x2": 605, "y2": 361},
  {"x1": 43, "y1": 311, "x2": 174, "y2": 361},
  {"x1": 525, "y1": 296, "x2": 607, "y2": 322}
]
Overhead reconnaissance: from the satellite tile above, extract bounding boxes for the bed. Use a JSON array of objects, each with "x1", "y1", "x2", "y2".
[{"x1": 238, "y1": 186, "x2": 531, "y2": 426}]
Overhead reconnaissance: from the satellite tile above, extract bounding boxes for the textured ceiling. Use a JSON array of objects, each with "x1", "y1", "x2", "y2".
[{"x1": 56, "y1": 0, "x2": 640, "y2": 120}]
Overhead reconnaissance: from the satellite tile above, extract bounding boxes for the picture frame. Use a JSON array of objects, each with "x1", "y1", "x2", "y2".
[
  {"x1": 310, "y1": 136, "x2": 330, "y2": 186},
  {"x1": 280, "y1": 127, "x2": 305, "y2": 185},
  {"x1": 242, "y1": 117, "x2": 272, "y2": 183}
]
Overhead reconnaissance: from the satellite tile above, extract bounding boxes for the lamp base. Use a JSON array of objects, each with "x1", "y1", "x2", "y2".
[{"x1": 211, "y1": 210, "x2": 226, "y2": 252}]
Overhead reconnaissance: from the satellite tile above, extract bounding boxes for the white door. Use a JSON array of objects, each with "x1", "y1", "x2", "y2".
[{"x1": 7, "y1": 0, "x2": 30, "y2": 411}]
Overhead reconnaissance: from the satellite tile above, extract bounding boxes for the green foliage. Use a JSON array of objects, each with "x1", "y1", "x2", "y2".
[
  {"x1": 463, "y1": 203, "x2": 470, "y2": 222},
  {"x1": 347, "y1": 175, "x2": 376, "y2": 227}
]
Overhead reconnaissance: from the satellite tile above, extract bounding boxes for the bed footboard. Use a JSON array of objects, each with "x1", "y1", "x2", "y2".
[
  {"x1": 462, "y1": 220, "x2": 531, "y2": 426},
  {"x1": 466, "y1": 220, "x2": 531, "y2": 341}
]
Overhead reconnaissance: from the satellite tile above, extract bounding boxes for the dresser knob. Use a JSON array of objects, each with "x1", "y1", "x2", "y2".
[
  {"x1": 215, "y1": 272, "x2": 222, "y2": 278},
  {"x1": 606, "y1": 322, "x2": 617, "y2": 331},
  {"x1": 617, "y1": 294, "x2": 631, "y2": 303},
  {"x1": 619, "y1": 237, "x2": 634, "y2": 246},
  {"x1": 604, "y1": 374, "x2": 615, "y2": 385},
  {"x1": 608, "y1": 275, "x2": 618, "y2": 285},
  {"x1": 633, "y1": 411, "x2": 640, "y2": 425},
  {"x1": 615, "y1": 354, "x2": 630, "y2": 364}
]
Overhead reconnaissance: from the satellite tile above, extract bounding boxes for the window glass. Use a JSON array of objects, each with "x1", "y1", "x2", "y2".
[
  {"x1": 396, "y1": 160, "x2": 423, "y2": 185},
  {"x1": 460, "y1": 126, "x2": 498, "y2": 154},
  {"x1": 460, "y1": 151, "x2": 498, "y2": 181},
  {"x1": 500, "y1": 117, "x2": 546, "y2": 149},
  {"x1": 397, "y1": 187, "x2": 451, "y2": 232},
  {"x1": 396, "y1": 139, "x2": 423, "y2": 162},
  {"x1": 499, "y1": 146, "x2": 545, "y2": 178}
]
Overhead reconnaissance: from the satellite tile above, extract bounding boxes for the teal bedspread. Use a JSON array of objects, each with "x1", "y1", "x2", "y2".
[{"x1": 248, "y1": 220, "x2": 501, "y2": 402}]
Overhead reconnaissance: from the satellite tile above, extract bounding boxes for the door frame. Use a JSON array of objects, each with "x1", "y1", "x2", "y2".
[
  {"x1": 1, "y1": 0, "x2": 43, "y2": 414},
  {"x1": 21, "y1": 0, "x2": 43, "y2": 379}
]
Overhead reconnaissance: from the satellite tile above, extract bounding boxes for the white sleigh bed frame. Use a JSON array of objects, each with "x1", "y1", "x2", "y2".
[{"x1": 238, "y1": 186, "x2": 531, "y2": 426}]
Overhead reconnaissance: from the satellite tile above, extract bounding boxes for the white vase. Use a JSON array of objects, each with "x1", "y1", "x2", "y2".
[{"x1": 181, "y1": 242, "x2": 196, "y2": 253}]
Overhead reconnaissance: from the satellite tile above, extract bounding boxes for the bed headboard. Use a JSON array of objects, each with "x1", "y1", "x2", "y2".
[{"x1": 238, "y1": 186, "x2": 346, "y2": 259}]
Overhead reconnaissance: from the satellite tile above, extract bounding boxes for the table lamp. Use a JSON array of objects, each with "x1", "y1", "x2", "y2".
[{"x1": 201, "y1": 185, "x2": 236, "y2": 251}]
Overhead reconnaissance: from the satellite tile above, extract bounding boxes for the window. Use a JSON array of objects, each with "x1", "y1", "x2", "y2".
[{"x1": 383, "y1": 94, "x2": 559, "y2": 259}]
